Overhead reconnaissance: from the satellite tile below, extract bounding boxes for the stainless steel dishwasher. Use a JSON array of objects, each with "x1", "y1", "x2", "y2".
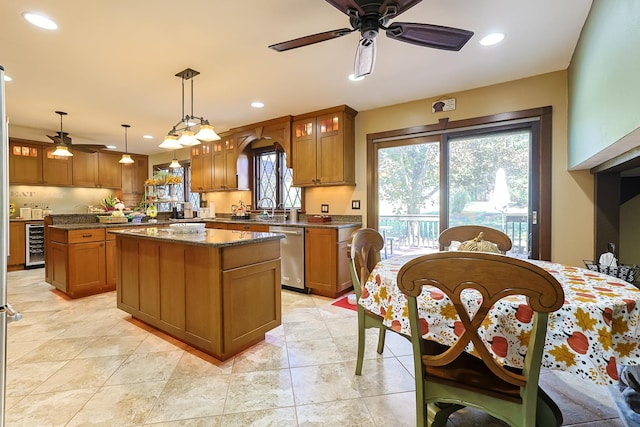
[{"x1": 269, "y1": 226, "x2": 307, "y2": 292}]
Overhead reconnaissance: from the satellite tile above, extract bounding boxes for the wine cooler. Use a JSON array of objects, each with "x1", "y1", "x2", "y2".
[{"x1": 25, "y1": 223, "x2": 45, "y2": 268}]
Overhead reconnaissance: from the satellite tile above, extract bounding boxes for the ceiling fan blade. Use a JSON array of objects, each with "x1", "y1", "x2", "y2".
[
  {"x1": 72, "y1": 144, "x2": 108, "y2": 153},
  {"x1": 386, "y1": 22, "x2": 474, "y2": 51},
  {"x1": 354, "y1": 37, "x2": 376, "y2": 78},
  {"x1": 47, "y1": 132, "x2": 72, "y2": 145},
  {"x1": 325, "y1": 0, "x2": 423, "y2": 18},
  {"x1": 269, "y1": 28, "x2": 354, "y2": 52}
]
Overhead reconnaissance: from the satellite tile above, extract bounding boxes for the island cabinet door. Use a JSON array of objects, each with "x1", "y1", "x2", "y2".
[
  {"x1": 68, "y1": 241, "x2": 106, "y2": 294},
  {"x1": 221, "y1": 259, "x2": 281, "y2": 357},
  {"x1": 158, "y1": 243, "x2": 186, "y2": 334}
]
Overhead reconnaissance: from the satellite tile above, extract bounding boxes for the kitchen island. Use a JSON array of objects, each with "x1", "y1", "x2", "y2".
[{"x1": 110, "y1": 227, "x2": 284, "y2": 360}]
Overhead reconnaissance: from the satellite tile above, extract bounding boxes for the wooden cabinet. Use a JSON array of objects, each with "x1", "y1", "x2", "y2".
[
  {"x1": 9, "y1": 141, "x2": 43, "y2": 184},
  {"x1": 190, "y1": 142, "x2": 213, "y2": 192},
  {"x1": 72, "y1": 151, "x2": 122, "y2": 188},
  {"x1": 120, "y1": 154, "x2": 148, "y2": 208},
  {"x1": 42, "y1": 146, "x2": 73, "y2": 185},
  {"x1": 213, "y1": 135, "x2": 237, "y2": 190},
  {"x1": 7, "y1": 222, "x2": 26, "y2": 270},
  {"x1": 47, "y1": 227, "x2": 112, "y2": 298},
  {"x1": 206, "y1": 222, "x2": 228, "y2": 230},
  {"x1": 305, "y1": 226, "x2": 358, "y2": 298},
  {"x1": 115, "y1": 232, "x2": 281, "y2": 360},
  {"x1": 292, "y1": 105, "x2": 357, "y2": 187},
  {"x1": 226, "y1": 222, "x2": 270, "y2": 232},
  {"x1": 98, "y1": 152, "x2": 122, "y2": 188}
]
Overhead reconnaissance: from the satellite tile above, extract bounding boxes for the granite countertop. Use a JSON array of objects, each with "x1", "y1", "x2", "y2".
[
  {"x1": 49, "y1": 219, "x2": 202, "y2": 230},
  {"x1": 109, "y1": 227, "x2": 284, "y2": 248},
  {"x1": 204, "y1": 217, "x2": 362, "y2": 229}
]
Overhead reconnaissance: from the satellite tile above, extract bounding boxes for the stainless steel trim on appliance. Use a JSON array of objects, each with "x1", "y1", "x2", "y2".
[
  {"x1": 25, "y1": 224, "x2": 45, "y2": 268},
  {"x1": 269, "y1": 226, "x2": 306, "y2": 292}
]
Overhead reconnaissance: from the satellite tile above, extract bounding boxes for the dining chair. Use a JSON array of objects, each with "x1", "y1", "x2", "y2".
[
  {"x1": 397, "y1": 251, "x2": 565, "y2": 427},
  {"x1": 349, "y1": 228, "x2": 389, "y2": 375},
  {"x1": 438, "y1": 225, "x2": 512, "y2": 253}
]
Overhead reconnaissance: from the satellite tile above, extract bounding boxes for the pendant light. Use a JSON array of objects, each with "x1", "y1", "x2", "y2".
[
  {"x1": 169, "y1": 151, "x2": 181, "y2": 169},
  {"x1": 119, "y1": 124, "x2": 135, "y2": 164},
  {"x1": 159, "y1": 68, "x2": 220, "y2": 149},
  {"x1": 51, "y1": 111, "x2": 73, "y2": 157}
]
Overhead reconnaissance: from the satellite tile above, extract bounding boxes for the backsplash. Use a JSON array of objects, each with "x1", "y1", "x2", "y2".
[{"x1": 9, "y1": 185, "x2": 116, "y2": 216}]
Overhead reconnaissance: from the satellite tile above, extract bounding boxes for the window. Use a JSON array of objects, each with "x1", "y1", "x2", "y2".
[
  {"x1": 254, "y1": 148, "x2": 301, "y2": 210},
  {"x1": 368, "y1": 107, "x2": 552, "y2": 260}
]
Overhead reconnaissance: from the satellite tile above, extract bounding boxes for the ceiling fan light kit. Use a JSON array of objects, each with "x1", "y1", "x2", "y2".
[
  {"x1": 160, "y1": 68, "x2": 220, "y2": 150},
  {"x1": 52, "y1": 145, "x2": 73, "y2": 157},
  {"x1": 268, "y1": 0, "x2": 474, "y2": 79},
  {"x1": 47, "y1": 110, "x2": 107, "y2": 154},
  {"x1": 119, "y1": 124, "x2": 135, "y2": 164}
]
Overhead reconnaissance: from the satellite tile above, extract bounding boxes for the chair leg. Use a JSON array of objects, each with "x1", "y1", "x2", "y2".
[
  {"x1": 429, "y1": 403, "x2": 464, "y2": 427},
  {"x1": 376, "y1": 327, "x2": 386, "y2": 354},
  {"x1": 536, "y1": 386, "x2": 563, "y2": 427},
  {"x1": 355, "y1": 319, "x2": 366, "y2": 376}
]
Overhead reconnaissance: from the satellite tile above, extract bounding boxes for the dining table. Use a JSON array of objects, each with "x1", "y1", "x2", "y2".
[{"x1": 359, "y1": 253, "x2": 640, "y2": 386}]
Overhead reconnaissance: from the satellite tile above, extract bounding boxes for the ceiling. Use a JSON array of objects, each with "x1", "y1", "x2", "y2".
[{"x1": 0, "y1": 0, "x2": 592, "y2": 156}]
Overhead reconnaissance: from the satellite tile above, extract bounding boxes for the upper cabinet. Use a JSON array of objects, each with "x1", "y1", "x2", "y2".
[
  {"x1": 190, "y1": 141, "x2": 213, "y2": 192},
  {"x1": 292, "y1": 105, "x2": 357, "y2": 187},
  {"x1": 9, "y1": 141, "x2": 44, "y2": 184},
  {"x1": 72, "y1": 151, "x2": 122, "y2": 188},
  {"x1": 10, "y1": 139, "x2": 72, "y2": 186},
  {"x1": 213, "y1": 135, "x2": 237, "y2": 190},
  {"x1": 120, "y1": 154, "x2": 148, "y2": 207}
]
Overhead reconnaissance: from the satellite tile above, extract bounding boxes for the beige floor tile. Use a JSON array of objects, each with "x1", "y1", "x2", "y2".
[
  {"x1": 74, "y1": 333, "x2": 147, "y2": 358},
  {"x1": 232, "y1": 338, "x2": 290, "y2": 373},
  {"x1": 4, "y1": 388, "x2": 98, "y2": 426},
  {"x1": 32, "y1": 355, "x2": 127, "y2": 393},
  {"x1": 364, "y1": 391, "x2": 416, "y2": 427},
  {"x1": 66, "y1": 381, "x2": 167, "y2": 426},
  {"x1": 18, "y1": 336, "x2": 98, "y2": 364},
  {"x1": 170, "y1": 350, "x2": 234, "y2": 379},
  {"x1": 143, "y1": 416, "x2": 222, "y2": 426},
  {"x1": 282, "y1": 319, "x2": 331, "y2": 342},
  {"x1": 5, "y1": 360, "x2": 68, "y2": 397},
  {"x1": 106, "y1": 350, "x2": 183, "y2": 385},
  {"x1": 224, "y1": 369, "x2": 295, "y2": 414},
  {"x1": 296, "y1": 398, "x2": 375, "y2": 426},
  {"x1": 286, "y1": 337, "x2": 344, "y2": 367},
  {"x1": 145, "y1": 375, "x2": 231, "y2": 423},
  {"x1": 220, "y1": 407, "x2": 298, "y2": 426},
  {"x1": 353, "y1": 357, "x2": 416, "y2": 396},
  {"x1": 290, "y1": 363, "x2": 361, "y2": 405}
]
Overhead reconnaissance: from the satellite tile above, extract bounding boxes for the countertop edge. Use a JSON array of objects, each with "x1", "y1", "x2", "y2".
[{"x1": 109, "y1": 228, "x2": 285, "y2": 248}]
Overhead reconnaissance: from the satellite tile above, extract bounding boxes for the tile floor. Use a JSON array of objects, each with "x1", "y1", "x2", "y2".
[{"x1": 3, "y1": 268, "x2": 627, "y2": 426}]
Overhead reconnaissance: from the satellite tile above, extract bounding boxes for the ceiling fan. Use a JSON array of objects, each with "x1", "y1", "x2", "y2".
[
  {"x1": 46, "y1": 111, "x2": 108, "y2": 153},
  {"x1": 269, "y1": 0, "x2": 474, "y2": 78}
]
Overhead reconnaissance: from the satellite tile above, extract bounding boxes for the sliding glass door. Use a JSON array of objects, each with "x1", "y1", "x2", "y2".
[{"x1": 369, "y1": 108, "x2": 550, "y2": 260}]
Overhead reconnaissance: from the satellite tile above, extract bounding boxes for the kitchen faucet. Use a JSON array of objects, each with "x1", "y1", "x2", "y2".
[{"x1": 257, "y1": 197, "x2": 275, "y2": 219}]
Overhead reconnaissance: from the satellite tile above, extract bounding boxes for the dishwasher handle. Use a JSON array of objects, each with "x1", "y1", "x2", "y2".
[{"x1": 270, "y1": 228, "x2": 303, "y2": 236}]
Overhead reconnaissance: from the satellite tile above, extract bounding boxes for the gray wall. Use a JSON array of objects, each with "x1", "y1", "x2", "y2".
[{"x1": 568, "y1": 0, "x2": 640, "y2": 169}]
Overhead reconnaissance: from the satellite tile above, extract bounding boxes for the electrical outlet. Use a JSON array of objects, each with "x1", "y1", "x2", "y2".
[
  {"x1": 321, "y1": 204, "x2": 329, "y2": 213},
  {"x1": 351, "y1": 200, "x2": 360, "y2": 209}
]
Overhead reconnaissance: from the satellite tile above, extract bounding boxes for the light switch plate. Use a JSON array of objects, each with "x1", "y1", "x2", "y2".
[
  {"x1": 351, "y1": 200, "x2": 360, "y2": 209},
  {"x1": 321, "y1": 204, "x2": 329, "y2": 213}
]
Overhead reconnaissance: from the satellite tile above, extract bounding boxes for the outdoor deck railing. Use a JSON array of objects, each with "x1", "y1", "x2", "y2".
[{"x1": 379, "y1": 214, "x2": 529, "y2": 256}]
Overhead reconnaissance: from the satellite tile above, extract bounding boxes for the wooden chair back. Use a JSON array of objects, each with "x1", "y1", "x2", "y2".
[
  {"x1": 349, "y1": 228, "x2": 384, "y2": 299},
  {"x1": 438, "y1": 225, "x2": 512, "y2": 253},
  {"x1": 397, "y1": 251, "x2": 564, "y2": 426}
]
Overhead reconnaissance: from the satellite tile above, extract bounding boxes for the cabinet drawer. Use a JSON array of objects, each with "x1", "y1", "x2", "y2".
[{"x1": 67, "y1": 228, "x2": 105, "y2": 243}]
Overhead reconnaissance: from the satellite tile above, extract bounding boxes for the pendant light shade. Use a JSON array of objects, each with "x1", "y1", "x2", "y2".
[
  {"x1": 169, "y1": 151, "x2": 181, "y2": 169},
  {"x1": 52, "y1": 145, "x2": 73, "y2": 157},
  {"x1": 119, "y1": 124, "x2": 135, "y2": 164},
  {"x1": 159, "y1": 134, "x2": 182, "y2": 149},
  {"x1": 195, "y1": 124, "x2": 221, "y2": 141},
  {"x1": 160, "y1": 68, "x2": 220, "y2": 148}
]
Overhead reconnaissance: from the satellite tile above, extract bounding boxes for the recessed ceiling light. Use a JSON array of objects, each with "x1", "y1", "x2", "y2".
[
  {"x1": 251, "y1": 101, "x2": 264, "y2": 108},
  {"x1": 480, "y1": 33, "x2": 504, "y2": 46},
  {"x1": 348, "y1": 73, "x2": 364, "y2": 82},
  {"x1": 106, "y1": 145, "x2": 117, "y2": 149},
  {"x1": 143, "y1": 135, "x2": 153, "y2": 139},
  {"x1": 22, "y1": 12, "x2": 58, "y2": 30},
  {"x1": 3, "y1": 75, "x2": 12, "y2": 82}
]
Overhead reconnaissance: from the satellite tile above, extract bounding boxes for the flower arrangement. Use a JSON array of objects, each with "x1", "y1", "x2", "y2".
[{"x1": 101, "y1": 194, "x2": 120, "y2": 210}]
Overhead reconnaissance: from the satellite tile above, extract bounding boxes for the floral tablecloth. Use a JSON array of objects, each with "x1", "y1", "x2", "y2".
[{"x1": 359, "y1": 254, "x2": 640, "y2": 385}]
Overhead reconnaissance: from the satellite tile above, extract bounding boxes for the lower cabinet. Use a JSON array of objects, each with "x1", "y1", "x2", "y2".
[
  {"x1": 7, "y1": 222, "x2": 26, "y2": 270},
  {"x1": 47, "y1": 227, "x2": 112, "y2": 298},
  {"x1": 305, "y1": 226, "x2": 358, "y2": 298}
]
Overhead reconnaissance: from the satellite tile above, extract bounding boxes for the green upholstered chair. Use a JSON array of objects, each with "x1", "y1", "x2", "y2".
[
  {"x1": 438, "y1": 225, "x2": 512, "y2": 254},
  {"x1": 349, "y1": 227, "x2": 388, "y2": 376},
  {"x1": 396, "y1": 251, "x2": 565, "y2": 427}
]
